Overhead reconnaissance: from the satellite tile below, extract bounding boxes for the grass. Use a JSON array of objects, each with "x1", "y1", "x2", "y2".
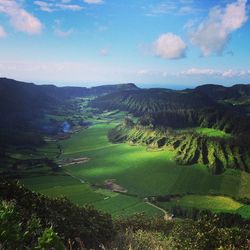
[
  {"x1": 237, "y1": 205, "x2": 250, "y2": 218},
  {"x1": 20, "y1": 111, "x2": 250, "y2": 218},
  {"x1": 21, "y1": 174, "x2": 161, "y2": 218},
  {"x1": 60, "y1": 123, "x2": 250, "y2": 200},
  {"x1": 93, "y1": 194, "x2": 162, "y2": 217},
  {"x1": 159, "y1": 195, "x2": 243, "y2": 213},
  {"x1": 195, "y1": 127, "x2": 231, "y2": 138}
]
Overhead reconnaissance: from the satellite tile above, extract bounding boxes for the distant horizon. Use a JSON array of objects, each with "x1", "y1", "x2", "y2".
[{"x1": 1, "y1": 76, "x2": 250, "y2": 91}]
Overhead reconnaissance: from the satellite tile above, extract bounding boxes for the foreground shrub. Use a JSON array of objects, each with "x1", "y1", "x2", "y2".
[
  {"x1": 0, "y1": 178, "x2": 115, "y2": 249},
  {"x1": 0, "y1": 200, "x2": 65, "y2": 249}
]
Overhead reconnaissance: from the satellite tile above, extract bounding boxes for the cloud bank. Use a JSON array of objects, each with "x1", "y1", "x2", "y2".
[{"x1": 182, "y1": 68, "x2": 250, "y2": 78}]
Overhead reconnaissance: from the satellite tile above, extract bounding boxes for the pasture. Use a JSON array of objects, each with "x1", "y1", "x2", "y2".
[
  {"x1": 195, "y1": 127, "x2": 231, "y2": 138},
  {"x1": 159, "y1": 194, "x2": 250, "y2": 218},
  {"x1": 21, "y1": 114, "x2": 250, "y2": 218},
  {"x1": 160, "y1": 195, "x2": 242, "y2": 213},
  {"x1": 21, "y1": 174, "x2": 162, "y2": 218},
  {"x1": 60, "y1": 123, "x2": 250, "y2": 199}
]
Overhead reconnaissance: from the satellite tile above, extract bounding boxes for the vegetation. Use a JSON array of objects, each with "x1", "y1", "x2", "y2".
[
  {"x1": 195, "y1": 127, "x2": 231, "y2": 138},
  {"x1": 2, "y1": 179, "x2": 250, "y2": 249},
  {"x1": 0, "y1": 178, "x2": 114, "y2": 249},
  {"x1": 1, "y1": 78, "x2": 250, "y2": 248},
  {"x1": 109, "y1": 122, "x2": 250, "y2": 174},
  {"x1": 159, "y1": 195, "x2": 250, "y2": 216}
]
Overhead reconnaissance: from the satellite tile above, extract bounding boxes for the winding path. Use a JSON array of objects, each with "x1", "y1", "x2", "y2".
[{"x1": 145, "y1": 201, "x2": 173, "y2": 221}]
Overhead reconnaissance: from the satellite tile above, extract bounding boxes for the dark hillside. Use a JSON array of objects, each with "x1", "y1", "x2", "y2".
[
  {"x1": 90, "y1": 88, "x2": 216, "y2": 114},
  {"x1": 0, "y1": 78, "x2": 138, "y2": 151},
  {"x1": 0, "y1": 78, "x2": 138, "y2": 129},
  {"x1": 195, "y1": 84, "x2": 250, "y2": 101}
]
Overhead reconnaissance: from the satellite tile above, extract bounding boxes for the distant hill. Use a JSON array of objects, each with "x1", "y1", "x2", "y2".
[
  {"x1": 0, "y1": 78, "x2": 138, "y2": 131},
  {"x1": 0, "y1": 78, "x2": 138, "y2": 101},
  {"x1": 90, "y1": 88, "x2": 216, "y2": 114},
  {"x1": 195, "y1": 84, "x2": 250, "y2": 101}
]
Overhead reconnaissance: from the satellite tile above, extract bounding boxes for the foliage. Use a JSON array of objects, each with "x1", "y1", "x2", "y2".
[
  {"x1": 114, "y1": 214, "x2": 250, "y2": 250},
  {"x1": 36, "y1": 228, "x2": 66, "y2": 250},
  {"x1": 0, "y1": 200, "x2": 64, "y2": 249},
  {"x1": 0, "y1": 178, "x2": 115, "y2": 249},
  {"x1": 112, "y1": 229, "x2": 171, "y2": 250}
]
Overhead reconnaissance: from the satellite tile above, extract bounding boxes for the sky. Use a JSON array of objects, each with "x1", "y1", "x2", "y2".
[{"x1": 0, "y1": 0, "x2": 250, "y2": 87}]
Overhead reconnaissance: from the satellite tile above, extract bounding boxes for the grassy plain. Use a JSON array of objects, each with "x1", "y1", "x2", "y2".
[
  {"x1": 160, "y1": 195, "x2": 242, "y2": 213},
  {"x1": 21, "y1": 110, "x2": 250, "y2": 218},
  {"x1": 60, "y1": 123, "x2": 250, "y2": 199},
  {"x1": 159, "y1": 194, "x2": 250, "y2": 218},
  {"x1": 21, "y1": 174, "x2": 162, "y2": 218}
]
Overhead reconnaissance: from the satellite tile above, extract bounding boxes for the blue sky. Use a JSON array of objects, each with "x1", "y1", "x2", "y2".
[{"x1": 0, "y1": 0, "x2": 249, "y2": 87}]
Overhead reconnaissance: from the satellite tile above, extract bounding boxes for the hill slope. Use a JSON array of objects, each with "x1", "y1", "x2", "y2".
[
  {"x1": 0, "y1": 77, "x2": 138, "y2": 129},
  {"x1": 90, "y1": 88, "x2": 216, "y2": 114}
]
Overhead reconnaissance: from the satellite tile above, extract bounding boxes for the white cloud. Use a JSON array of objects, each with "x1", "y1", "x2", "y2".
[
  {"x1": 0, "y1": 0, "x2": 42, "y2": 34},
  {"x1": 34, "y1": 1, "x2": 84, "y2": 12},
  {"x1": 182, "y1": 68, "x2": 220, "y2": 76},
  {"x1": 83, "y1": 0, "x2": 103, "y2": 4},
  {"x1": 136, "y1": 69, "x2": 171, "y2": 78},
  {"x1": 34, "y1": 1, "x2": 54, "y2": 12},
  {"x1": 146, "y1": 1, "x2": 201, "y2": 17},
  {"x1": 181, "y1": 68, "x2": 250, "y2": 78},
  {"x1": 190, "y1": 0, "x2": 248, "y2": 56},
  {"x1": 0, "y1": 25, "x2": 6, "y2": 38},
  {"x1": 221, "y1": 69, "x2": 238, "y2": 78},
  {"x1": 57, "y1": 4, "x2": 84, "y2": 11},
  {"x1": 153, "y1": 33, "x2": 187, "y2": 60}
]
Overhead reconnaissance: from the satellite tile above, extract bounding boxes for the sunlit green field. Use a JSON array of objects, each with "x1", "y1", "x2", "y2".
[
  {"x1": 195, "y1": 127, "x2": 231, "y2": 138},
  {"x1": 160, "y1": 195, "x2": 241, "y2": 213},
  {"x1": 21, "y1": 173, "x2": 162, "y2": 218},
  {"x1": 22, "y1": 118, "x2": 250, "y2": 218},
  {"x1": 159, "y1": 194, "x2": 250, "y2": 218},
  {"x1": 60, "y1": 123, "x2": 250, "y2": 199}
]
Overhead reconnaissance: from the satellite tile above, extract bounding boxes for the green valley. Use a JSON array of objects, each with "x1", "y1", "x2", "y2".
[{"x1": 1, "y1": 78, "x2": 250, "y2": 249}]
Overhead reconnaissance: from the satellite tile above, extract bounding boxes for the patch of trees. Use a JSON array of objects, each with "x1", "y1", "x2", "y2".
[
  {"x1": 114, "y1": 213, "x2": 250, "y2": 250},
  {"x1": 168, "y1": 205, "x2": 250, "y2": 228},
  {"x1": 0, "y1": 178, "x2": 114, "y2": 249},
  {"x1": 2, "y1": 178, "x2": 250, "y2": 249}
]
